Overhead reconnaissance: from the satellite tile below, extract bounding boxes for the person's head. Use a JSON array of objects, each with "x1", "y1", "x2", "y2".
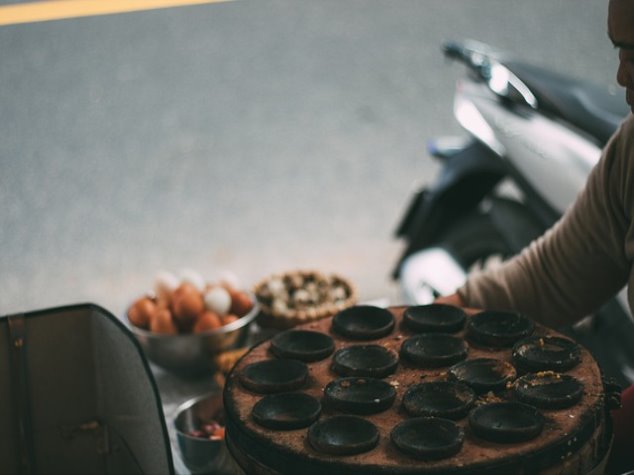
[{"x1": 608, "y1": 0, "x2": 634, "y2": 113}]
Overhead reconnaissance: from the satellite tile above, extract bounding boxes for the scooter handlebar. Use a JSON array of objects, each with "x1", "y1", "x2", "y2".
[
  {"x1": 442, "y1": 41, "x2": 466, "y2": 61},
  {"x1": 442, "y1": 40, "x2": 493, "y2": 81}
]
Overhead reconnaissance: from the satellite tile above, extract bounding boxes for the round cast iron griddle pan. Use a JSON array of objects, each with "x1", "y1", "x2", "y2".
[
  {"x1": 469, "y1": 402, "x2": 545, "y2": 443},
  {"x1": 512, "y1": 336, "x2": 581, "y2": 373},
  {"x1": 252, "y1": 392, "x2": 321, "y2": 430},
  {"x1": 402, "y1": 381, "x2": 476, "y2": 419},
  {"x1": 467, "y1": 311, "x2": 534, "y2": 348},
  {"x1": 332, "y1": 345, "x2": 399, "y2": 378},
  {"x1": 448, "y1": 358, "x2": 517, "y2": 394},
  {"x1": 400, "y1": 333, "x2": 468, "y2": 368},
  {"x1": 270, "y1": 330, "x2": 335, "y2": 362},
  {"x1": 239, "y1": 359, "x2": 308, "y2": 394},
  {"x1": 391, "y1": 417, "x2": 464, "y2": 460},
  {"x1": 403, "y1": 304, "x2": 466, "y2": 334},
  {"x1": 308, "y1": 415, "x2": 380, "y2": 455},
  {"x1": 332, "y1": 306, "x2": 395, "y2": 340},
  {"x1": 324, "y1": 377, "x2": 396, "y2": 415}
]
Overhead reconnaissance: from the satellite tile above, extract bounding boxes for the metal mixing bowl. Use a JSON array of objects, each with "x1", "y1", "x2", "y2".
[
  {"x1": 127, "y1": 296, "x2": 259, "y2": 376},
  {"x1": 174, "y1": 392, "x2": 241, "y2": 474}
]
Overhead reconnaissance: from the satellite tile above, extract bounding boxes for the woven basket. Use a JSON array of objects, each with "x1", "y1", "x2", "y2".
[{"x1": 253, "y1": 270, "x2": 357, "y2": 329}]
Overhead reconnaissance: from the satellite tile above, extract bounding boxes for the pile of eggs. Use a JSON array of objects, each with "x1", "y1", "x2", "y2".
[{"x1": 127, "y1": 269, "x2": 254, "y2": 335}]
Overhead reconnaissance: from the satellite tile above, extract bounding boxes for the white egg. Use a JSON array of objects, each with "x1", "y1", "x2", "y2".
[
  {"x1": 154, "y1": 270, "x2": 179, "y2": 300},
  {"x1": 179, "y1": 268, "x2": 206, "y2": 292},
  {"x1": 218, "y1": 270, "x2": 242, "y2": 290},
  {"x1": 204, "y1": 286, "x2": 232, "y2": 315}
]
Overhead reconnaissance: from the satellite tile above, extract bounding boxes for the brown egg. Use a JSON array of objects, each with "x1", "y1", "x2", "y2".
[
  {"x1": 155, "y1": 293, "x2": 171, "y2": 311},
  {"x1": 128, "y1": 296, "x2": 157, "y2": 329},
  {"x1": 194, "y1": 311, "x2": 222, "y2": 333},
  {"x1": 150, "y1": 307, "x2": 178, "y2": 335},
  {"x1": 229, "y1": 290, "x2": 254, "y2": 317},
  {"x1": 222, "y1": 314, "x2": 239, "y2": 326},
  {"x1": 172, "y1": 282, "x2": 205, "y2": 326}
]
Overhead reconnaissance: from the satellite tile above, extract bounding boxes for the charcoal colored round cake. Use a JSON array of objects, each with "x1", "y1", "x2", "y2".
[{"x1": 223, "y1": 305, "x2": 612, "y2": 474}]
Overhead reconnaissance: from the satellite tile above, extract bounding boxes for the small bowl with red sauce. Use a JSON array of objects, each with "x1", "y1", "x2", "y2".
[{"x1": 174, "y1": 392, "x2": 239, "y2": 474}]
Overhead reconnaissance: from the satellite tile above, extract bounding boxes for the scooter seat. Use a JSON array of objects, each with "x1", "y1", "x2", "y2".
[{"x1": 504, "y1": 60, "x2": 629, "y2": 145}]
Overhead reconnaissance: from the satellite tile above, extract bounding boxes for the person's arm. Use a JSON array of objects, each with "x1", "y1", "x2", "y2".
[{"x1": 455, "y1": 116, "x2": 634, "y2": 327}]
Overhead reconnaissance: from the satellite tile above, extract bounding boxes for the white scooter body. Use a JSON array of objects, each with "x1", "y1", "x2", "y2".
[{"x1": 455, "y1": 78, "x2": 602, "y2": 215}]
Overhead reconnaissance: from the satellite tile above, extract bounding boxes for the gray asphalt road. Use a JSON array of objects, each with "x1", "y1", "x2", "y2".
[{"x1": 0, "y1": 0, "x2": 619, "y2": 318}]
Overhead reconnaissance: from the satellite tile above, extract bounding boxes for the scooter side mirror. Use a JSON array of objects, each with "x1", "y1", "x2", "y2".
[{"x1": 487, "y1": 62, "x2": 538, "y2": 109}]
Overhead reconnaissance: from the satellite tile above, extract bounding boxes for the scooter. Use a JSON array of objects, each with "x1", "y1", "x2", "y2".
[{"x1": 393, "y1": 39, "x2": 634, "y2": 387}]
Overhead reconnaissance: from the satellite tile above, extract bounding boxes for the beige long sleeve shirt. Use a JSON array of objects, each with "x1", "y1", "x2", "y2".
[{"x1": 458, "y1": 114, "x2": 634, "y2": 328}]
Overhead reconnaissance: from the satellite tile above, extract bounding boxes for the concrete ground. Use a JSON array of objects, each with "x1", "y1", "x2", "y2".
[{"x1": 1, "y1": 0, "x2": 619, "y2": 319}]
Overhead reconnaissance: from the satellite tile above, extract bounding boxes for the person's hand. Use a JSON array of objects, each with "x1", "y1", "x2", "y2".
[{"x1": 434, "y1": 292, "x2": 482, "y2": 316}]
